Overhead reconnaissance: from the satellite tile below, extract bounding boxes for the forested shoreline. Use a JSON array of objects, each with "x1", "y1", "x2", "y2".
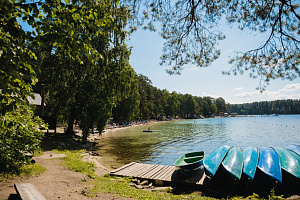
[
  {"x1": 230, "y1": 100, "x2": 300, "y2": 115},
  {"x1": 112, "y1": 74, "x2": 300, "y2": 123}
]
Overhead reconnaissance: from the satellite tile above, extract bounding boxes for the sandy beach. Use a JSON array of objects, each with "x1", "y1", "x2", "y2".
[{"x1": 0, "y1": 121, "x2": 163, "y2": 200}]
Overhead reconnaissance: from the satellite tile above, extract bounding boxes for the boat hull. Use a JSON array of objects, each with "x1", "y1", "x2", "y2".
[
  {"x1": 221, "y1": 147, "x2": 243, "y2": 181},
  {"x1": 203, "y1": 145, "x2": 231, "y2": 178},
  {"x1": 242, "y1": 146, "x2": 259, "y2": 182},
  {"x1": 274, "y1": 147, "x2": 300, "y2": 179},
  {"x1": 174, "y1": 151, "x2": 204, "y2": 177},
  {"x1": 286, "y1": 144, "x2": 300, "y2": 156}
]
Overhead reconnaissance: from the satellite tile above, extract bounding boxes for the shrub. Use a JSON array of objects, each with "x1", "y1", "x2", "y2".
[{"x1": 0, "y1": 104, "x2": 45, "y2": 173}]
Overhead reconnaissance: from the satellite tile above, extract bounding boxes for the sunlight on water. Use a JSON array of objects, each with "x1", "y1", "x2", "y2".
[{"x1": 97, "y1": 115, "x2": 300, "y2": 169}]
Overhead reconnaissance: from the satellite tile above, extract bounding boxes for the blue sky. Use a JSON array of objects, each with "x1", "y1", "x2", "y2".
[{"x1": 127, "y1": 24, "x2": 300, "y2": 104}]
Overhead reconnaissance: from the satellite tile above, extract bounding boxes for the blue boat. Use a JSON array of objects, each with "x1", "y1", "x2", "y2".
[
  {"x1": 221, "y1": 147, "x2": 243, "y2": 181},
  {"x1": 257, "y1": 147, "x2": 282, "y2": 185},
  {"x1": 286, "y1": 144, "x2": 300, "y2": 156},
  {"x1": 243, "y1": 146, "x2": 259, "y2": 182},
  {"x1": 203, "y1": 145, "x2": 231, "y2": 178}
]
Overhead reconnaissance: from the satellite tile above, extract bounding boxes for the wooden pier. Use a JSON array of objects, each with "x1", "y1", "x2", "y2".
[{"x1": 110, "y1": 162, "x2": 209, "y2": 186}]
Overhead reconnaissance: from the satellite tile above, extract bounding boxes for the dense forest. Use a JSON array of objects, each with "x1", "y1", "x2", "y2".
[
  {"x1": 230, "y1": 100, "x2": 300, "y2": 115},
  {"x1": 112, "y1": 74, "x2": 300, "y2": 123},
  {"x1": 111, "y1": 74, "x2": 229, "y2": 122}
]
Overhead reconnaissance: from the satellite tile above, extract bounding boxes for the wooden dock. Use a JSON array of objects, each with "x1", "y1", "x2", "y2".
[{"x1": 110, "y1": 162, "x2": 209, "y2": 186}]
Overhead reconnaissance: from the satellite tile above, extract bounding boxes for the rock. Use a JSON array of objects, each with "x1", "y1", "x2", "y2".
[
  {"x1": 132, "y1": 178, "x2": 139, "y2": 184},
  {"x1": 134, "y1": 184, "x2": 143, "y2": 189},
  {"x1": 140, "y1": 180, "x2": 149, "y2": 185},
  {"x1": 286, "y1": 195, "x2": 300, "y2": 200},
  {"x1": 129, "y1": 183, "x2": 135, "y2": 187},
  {"x1": 151, "y1": 186, "x2": 173, "y2": 192}
]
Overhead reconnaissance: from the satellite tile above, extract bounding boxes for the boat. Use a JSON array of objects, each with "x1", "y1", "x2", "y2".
[
  {"x1": 274, "y1": 147, "x2": 300, "y2": 179},
  {"x1": 257, "y1": 147, "x2": 282, "y2": 185},
  {"x1": 275, "y1": 147, "x2": 300, "y2": 194},
  {"x1": 286, "y1": 144, "x2": 300, "y2": 156},
  {"x1": 243, "y1": 146, "x2": 259, "y2": 182},
  {"x1": 173, "y1": 151, "x2": 205, "y2": 177},
  {"x1": 142, "y1": 130, "x2": 153, "y2": 132},
  {"x1": 221, "y1": 147, "x2": 243, "y2": 181},
  {"x1": 203, "y1": 145, "x2": 231, "y2": 178}
]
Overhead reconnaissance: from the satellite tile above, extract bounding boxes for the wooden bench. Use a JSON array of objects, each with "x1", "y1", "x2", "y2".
[{"x1": 14, "y1": 183, "x2": 46, "y2": 200}]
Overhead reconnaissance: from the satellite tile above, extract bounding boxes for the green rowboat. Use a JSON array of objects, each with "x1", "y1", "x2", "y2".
[{"x1": 174, "y1": 151, "x2": 205, "y2": 177}]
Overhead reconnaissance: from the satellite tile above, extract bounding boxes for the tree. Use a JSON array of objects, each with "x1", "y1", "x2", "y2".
[
  {"x1": 123, "y1": 0, "x2": 300, "y2": 90},
  {"x1": 112, "y1": 67, "x2": 140, "y2": 123},
  {"x1": 215, "y1": 97, "x2": 226, "y2": 114},
  {"x1": 24, "y1": 0, "x2": 135, "y2": 140},
  {"x1": 166, "y1": 91, "x2": 180, "y2": 117},
  {"x1": 0, "y1": 1, "x2": 39, "y2": 115}
]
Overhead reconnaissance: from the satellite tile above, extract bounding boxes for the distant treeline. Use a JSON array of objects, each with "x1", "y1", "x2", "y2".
[
  {"x1": 230, "y1": 99, "x2": 300, "y2": 115},
  {"x1": 112, "y1": 75, "x2": 300, "y2": 123},
  {"x1": 112, "y1": 74, "x2": 229, "y2": 122}
]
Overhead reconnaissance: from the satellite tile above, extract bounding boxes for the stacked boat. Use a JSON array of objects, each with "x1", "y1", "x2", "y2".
[{"x1": 174, "y1": 144, "x2": 300, "y2": 194}]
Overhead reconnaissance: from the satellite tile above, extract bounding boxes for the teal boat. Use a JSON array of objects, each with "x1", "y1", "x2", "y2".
[
  {"x1": 203, "y1": 145, "x2": 231, "y2": 178},
  {"x1": 274, "y1": 147, "x2": 300, "y2": 179},
  {"x1": 243, "y1": 146, "x2": 259, "y2": 182},
  {"x1": 286, "y1": 144, "x2": 300, "y2": 156},
  {"x1": 174, "y1": 151, "x2": 205, "y2": 177},
  {"x1": 221, "y1": 147, "x2": 243, "y2": 181}
]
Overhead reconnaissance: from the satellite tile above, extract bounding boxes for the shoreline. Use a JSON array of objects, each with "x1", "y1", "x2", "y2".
[
  {"x1": 86, "y1": 120, "x2": 170, "y2": 170},
  {"x1": 87, "y1": 119, "x2": 169, "y2": 141}
]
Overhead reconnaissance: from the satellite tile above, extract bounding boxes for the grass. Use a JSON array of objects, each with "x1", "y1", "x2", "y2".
[
  {"x1": 90, "y1": 175, "x2": 213, "y2": 200},
  {"x1": 0, "y1": 163, "x2": 46, "y2": 182},
  {"x1": 56, "y1": 149, "x2": 215, "y2": 199},
  {"x1": 54, "y1": 149, "x2": 96, "y2": 178}
]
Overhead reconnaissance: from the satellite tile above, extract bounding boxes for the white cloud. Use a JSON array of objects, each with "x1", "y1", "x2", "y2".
[
  {"x1": 233, "y1": 87, "x2": 244, "y2": 91},
  {"x1": 280, "y1": 83, "x2": 300, "y2": 92},
  {"x1": 234, "y1": 83, "x2": 300, "y2": 103}
]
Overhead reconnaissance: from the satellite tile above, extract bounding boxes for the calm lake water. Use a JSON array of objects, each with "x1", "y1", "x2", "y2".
[{"x1": 96, "y1": 115, "x2": 300, "y2": 169}]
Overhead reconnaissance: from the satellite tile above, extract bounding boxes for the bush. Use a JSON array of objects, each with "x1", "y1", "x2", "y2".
[{"x1": 0, "y1": 104, "x2": 45, "y2": 173}]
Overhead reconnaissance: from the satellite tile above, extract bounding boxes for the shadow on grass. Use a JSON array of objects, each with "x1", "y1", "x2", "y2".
[{"x1": 41, "y1": 132, "x2": 98, "y2": 152}]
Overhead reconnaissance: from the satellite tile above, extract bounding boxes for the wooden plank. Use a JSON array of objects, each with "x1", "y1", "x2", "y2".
[
  {"x1": 156, "y1": 166, "x2": 172, "y2": 181},
  {"x1": 14, "y1": 183, "x2": 46, "y2": 200},
  {"x1": 110, "y1": 162, "x2": 136, "y2": 174},
  {"x1": 119, "y1": 162, "x2": 149, "y2": 176},
  {"x1": 135, "y1": 164, "x2": 157, "y2": 177},
  {"x1": 165, "y1": 168, "x2": 179, "y2": 181},
  {"x1": 122, "y1": 163, "x2": 150, "y2": 177},
  {"x1": 151, "y1": 165, "x2": 170, "y2": 179},
  {"x1": 157, "y1": 166, "x2": 176, "y2": 181},
  {"x1": 110, "y1": 163, "x2": 206, "y2": 186},
  {"x1": 117, "y1": 163, "x2": 141, "y2": 176},
  {"x1": 143, "y1": 165, "x2": 166, "y2": 179},
  {"x1": 137, "y1": 165, "x2": 159, "y2": 177}
]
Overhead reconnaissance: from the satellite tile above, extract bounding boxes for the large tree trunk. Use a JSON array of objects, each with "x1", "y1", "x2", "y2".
[
  {"x1": 82, "y1": 128, "x2": 88, "y2": 142},
  {"x1": 66, "y1": 113, "x2": 75, "y2": 136},
  {"x1": 40, "y1": 85, "x2": 45, "y2": 117}
]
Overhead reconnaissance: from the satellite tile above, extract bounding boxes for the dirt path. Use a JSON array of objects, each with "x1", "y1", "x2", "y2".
[{"x1": 0, "y1": 151, "x2": 133, "y2": 200}]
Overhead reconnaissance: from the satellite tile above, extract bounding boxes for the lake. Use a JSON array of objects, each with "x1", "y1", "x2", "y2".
[{"x1": 96, "y1": 115, "x2": 300, "y2": 169}]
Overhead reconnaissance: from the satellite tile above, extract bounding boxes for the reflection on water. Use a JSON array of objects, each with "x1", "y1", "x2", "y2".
[{"x1": 96, "y1": 115, "x2": 300, "y2": 169}]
